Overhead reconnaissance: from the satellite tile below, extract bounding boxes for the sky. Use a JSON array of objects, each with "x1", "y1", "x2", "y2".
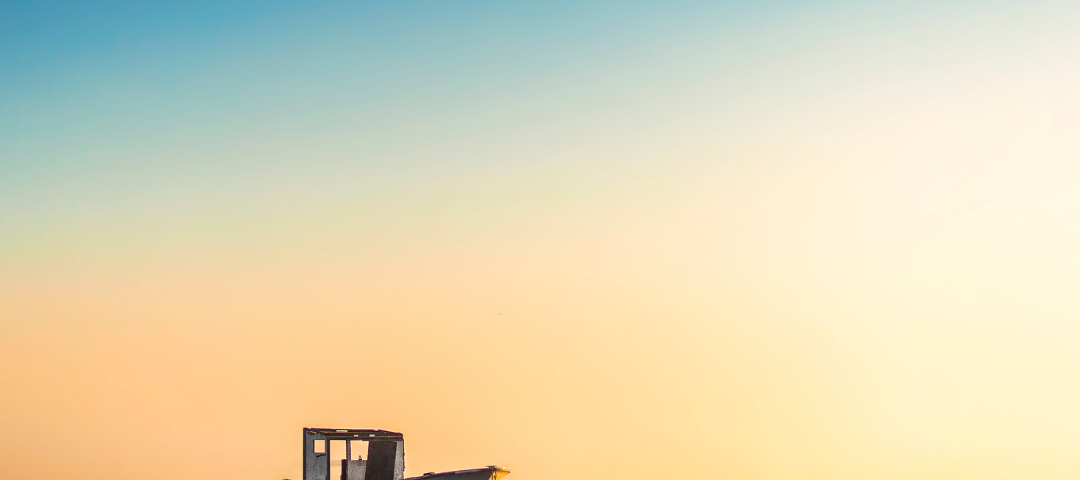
[{"x1": 2, "y1": 1, "x2": 1080, "y2": 479}]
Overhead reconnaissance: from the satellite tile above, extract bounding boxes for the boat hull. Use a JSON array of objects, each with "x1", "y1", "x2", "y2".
[{"x1": 406, "y1": 466, "x2": 509, "y2": 480}]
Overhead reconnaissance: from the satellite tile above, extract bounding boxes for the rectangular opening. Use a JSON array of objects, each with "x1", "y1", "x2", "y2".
[
  {"x1": 331, "y1": 441, "x2": 348, "y2": 463},
  {"x1": 314, "y1": 440, "x2": 325, "y2": 454},
  {"x1": 330, "y1": 443, "x2": 349, "y2": 480}
]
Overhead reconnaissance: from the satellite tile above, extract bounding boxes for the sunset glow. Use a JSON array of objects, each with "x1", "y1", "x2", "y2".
[{"x1": 3, "y1": 2, "x2": 1080, "y2": 479}]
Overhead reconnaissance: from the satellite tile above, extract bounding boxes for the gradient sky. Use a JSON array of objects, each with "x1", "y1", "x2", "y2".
[{"x1": 3, "y1": 1, "x2": 1080, "y2": 479}]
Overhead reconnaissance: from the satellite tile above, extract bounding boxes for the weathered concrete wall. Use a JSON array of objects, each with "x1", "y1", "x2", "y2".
[
  {"x1": 365, "y1": 440, "x2": 405, "y2": 480},
  {"x1": 342, "y1": 459, "x2": 367, "y2": 480},
  {"x1": 304, "y1": 431, "x2": 329, "y2": 480}
]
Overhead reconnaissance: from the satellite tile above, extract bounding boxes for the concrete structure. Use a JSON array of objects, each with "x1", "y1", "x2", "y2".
[
  {"x1": 303, "y1": 428, "x2": 404, "y2": 480},
  {"x1": 301, "y1": 428, "x2": 506, "y2": 480}
]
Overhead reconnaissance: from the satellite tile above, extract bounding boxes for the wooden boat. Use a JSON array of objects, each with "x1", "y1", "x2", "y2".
[{"x1": 407, "y1": 466, "x2": 509, "y2": 480}]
